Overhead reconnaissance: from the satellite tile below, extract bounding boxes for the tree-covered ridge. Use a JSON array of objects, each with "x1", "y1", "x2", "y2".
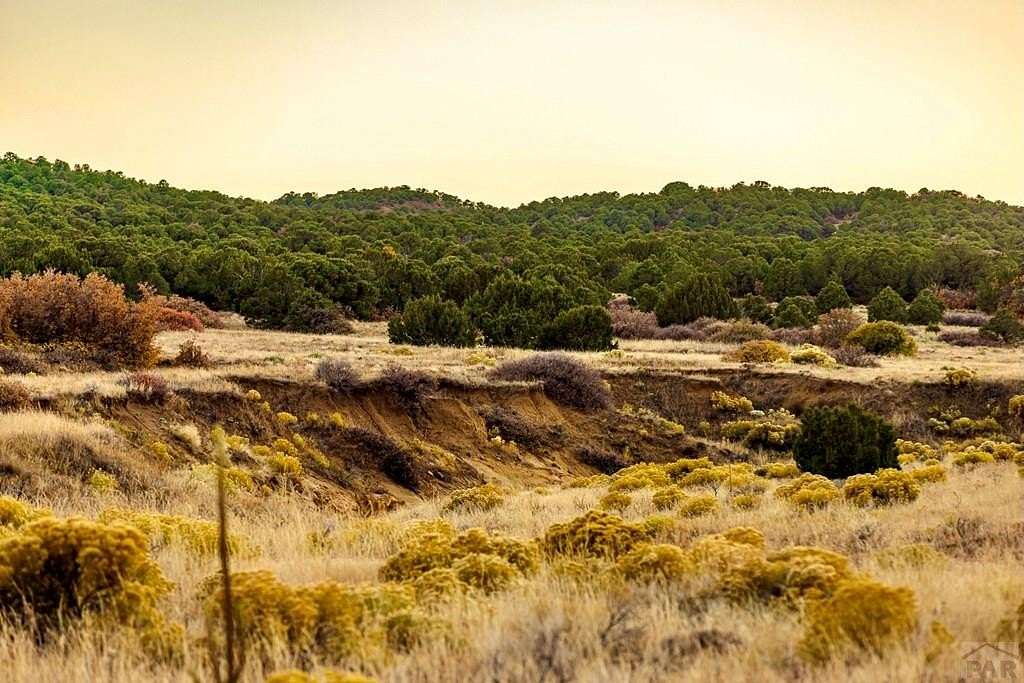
[{"x1": 1, "y1": 152, "x2": 1022, "y2": 332}]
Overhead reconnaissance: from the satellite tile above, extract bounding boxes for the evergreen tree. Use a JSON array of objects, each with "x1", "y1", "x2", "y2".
[
  {"x1": 794, "y1": 404, "x2": 898, "y2": 478},
  {"x1": 906, "y1": 290, "x2": 945, "y2": 325},
  {"x1": 867, "y1": 286, "x2": 908, "y2": 323},
  {"x1": 538, "y1": 305, "x2": 614, "y2": 351},
  {"x1": 764, "y1": 257, "x2": 806, "y2": 300},
  {"x1": 388, "y1": 296, "x2": 477, "y2": 347},
  {"x1": 815, "y1": 278, "x2": 852, "y2": 314},
  {"x1": 655, "y1": 272, "x2": 738, "y2": 325},
  {"x1": 740, "y1": 294, "x2": 773, "y2": 324}
]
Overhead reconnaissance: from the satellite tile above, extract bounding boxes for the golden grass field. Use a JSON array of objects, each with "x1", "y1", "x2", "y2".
[{"x1": 1, "y1": 324, "x2": 1023, "y2": 682}]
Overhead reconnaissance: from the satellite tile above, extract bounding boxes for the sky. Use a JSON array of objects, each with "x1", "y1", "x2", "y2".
[{"x1": 1, "y1": 0, "x2": 1021, "y2": 206}]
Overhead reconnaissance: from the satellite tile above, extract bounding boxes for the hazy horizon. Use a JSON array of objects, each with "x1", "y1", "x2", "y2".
[{"x1": 3, "y1": 0, "x2": 1021, "y2": 206}]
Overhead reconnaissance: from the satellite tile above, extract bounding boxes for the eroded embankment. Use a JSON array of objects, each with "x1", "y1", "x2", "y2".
[{"x1": 8, "y1": 368, "x2": 1021, "y2": 511}]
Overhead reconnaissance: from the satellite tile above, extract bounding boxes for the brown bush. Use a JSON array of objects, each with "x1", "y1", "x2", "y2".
[
  {"x1": 174, "y1": 338, "x2": 210, "y2": 367},
  {"x1": 609, "y1": 305, "x2": 658, "y2": 340},
  {"x1": 941, "y1": 310, "x2": 990, "y2": 328},
  {"x1": 576, "y1": 445, "x2": 630, "y2": 474},
  {"x1": 153, "y1": 307, "x2": 204, "y2": 333},
  {"x1": 315, "y1": 358, "x2": 363, "y2": 393},
  {"x1": 0, "y1": 271, "x2": 158, "y2": 368},
  {"x1": 120, "y1": 372, "x2": 170, "y2": 403},
  {"x1": 814, "y1": 309, "x2": 866, "y2": 348},
  {"x1": 931, "y1": 288, "x2": 976, "y2": 310},
  {"x1": 937, "y1": 330, "x2": 1004, "y2": 347},
  {"x1": 830, "y1": 346, "x2": 880, "y2": 367},
  {"x1": 769, "y1": 327, "x2": 813, "y2": 345},
  {"x1": 0, "y1": 345, "x2": 48, "y2": 374},
  {"x1": 371, "y1": 365, "x2": 437, "y2": 411},
  {"x1": 140, "y1": 286, "x2": 224, "y2": 329},
  {"x1": 0, "y1": 379, "x2": 30, "y2": 410},
  {"x1": 707, "y1": 319, "x2": 771, "y2": 343},
  {"x1": 484, "y1": 407, "x2": 547, "y2": 449},
  {"x1": 492, "y1": 353, "x2": 610, "y2": 411},
  {"x1": 342, "y1": 427, "x2": 419, "y2": 489}
]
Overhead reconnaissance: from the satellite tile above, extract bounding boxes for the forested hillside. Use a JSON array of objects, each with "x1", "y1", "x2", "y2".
[{"x1": 2, "y1": 153, "x2": 1022, "y2": 333}]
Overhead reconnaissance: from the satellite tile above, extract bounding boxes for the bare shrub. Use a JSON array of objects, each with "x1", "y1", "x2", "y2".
[
  {"x1": 831, "y1": 346, "x2": 880, "y2": 367},
  {"x1": 174, "y1": 338, "x2": 210, "y2": 367},
  {"x1": 484, "y1": 407, "x2": 546, "y2": 449},
  {"x1": 814, "y1": 309, "x2": 866, "y2": 348},
  {"x1": 769, "y1": 327, "x2": 813, "y2": 345},
  {"x1": 0, "y1": 271, "x2": 158, "y2": 368},
  {"x1": 931, "y1": 288, "x2": 976, "y2": 310},
  {"x1": 492, "y1": 353, "x2": 610, "y2": 411},
  {"x1": 342, "y1": 427, "x2": 419, "y2": 489},
  {"x1": 707, "y1": 320, "x2": 771, "y2": 344},
  {"x1": 609, "y1": 305, "x2": 658, "y2": 340},
  {"x1": 942, "y1": 310, "x2": 991, "y2": 327},
  {"x1": 652, "y1": 324, "x2": 702, "y2": 341},
  {"x1": 371, "y1": 365, "x2": 438, "y2": 411},
  {"x1": 576, "y1": 445, "x2": 629, "y2": 474},
  {"x1": 0, "y1": 346, "x2": 48, "y2": 374},
  {"x1": 0, "y1": 379, "x2": 30, "y2": 410},
  {"x1": 314, "y1": 358, "x2": 362, "y2": 392},
  {"x1": 120, "y1": 372, "x2": 170, "y2": 403},
  {"x1": 937, "y1": 330, "x2": 1004, "y2": 347}
]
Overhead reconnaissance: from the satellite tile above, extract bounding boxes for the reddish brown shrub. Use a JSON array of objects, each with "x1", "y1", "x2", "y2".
[
  {"x1": 931, "y1": 288, "x2": 976, "y2": 310},
  {"x1": 0, "y1": 379, "x2": 30, "y2": 410},
  {"x1": 708, "y1": 320, "x2": 771, "y2": 343},
  {"x1": 174, "y1": 338, "x2": 210, "y2": 367},
  {"x1": 120, "y1": 372, "x2": 170, "y2": 402},
  {"x1": 814, "y1": 309, "x2": 866, "y2": 348},
  {"x1": 140, "y1": 286, "x2": 224, "y2": 329},
  {"x1": 0, "y1": 345, "x2": 48, "y2": 374},
  {"x1": 0, "y1": 271, "x2": 158, "y2": 368},
  {"x1": 153, "y1": 307, "x2": 204, "y2": 333},
  {"x1": 492, "y1": 353, "x2": 610, "y2": 411}
]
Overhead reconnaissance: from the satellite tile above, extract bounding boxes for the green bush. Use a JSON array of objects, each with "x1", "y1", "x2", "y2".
[
  {"x1": 793, "y1": 404, "x2": 898, "y2": 478},
  {"x1": 815, "y1": 279, "x2": 852, "y2": 314},
  {"x1": 655, "y1": 273, "x2": 738, "y2": 326},
  {"x1": 867, "y1": 287, "x2": 908, "y2": 323},
  {"x1": 773, "y1": 297, "x2": 813, "y2": 328},
  {"x1": 538, "y1": 305, "x2": 614, "y2": 351},
  {"x1": 845, "y1": 321, "x2": 916, "y2": 356},
  {"x1": 980, "y1": 308, "x2": 1024, "y2": 344},
  {"x1": 388, "y1": 296, "x2": 477, "y2": 347},
  {"x1": 907, "y1": 290, "x2": 945, "y2": 325}
]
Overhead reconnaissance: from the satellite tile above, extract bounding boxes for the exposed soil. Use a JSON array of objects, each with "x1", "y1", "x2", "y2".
[{"x1": 21, "y1": 367, "x2": 1023, "y2": 511}]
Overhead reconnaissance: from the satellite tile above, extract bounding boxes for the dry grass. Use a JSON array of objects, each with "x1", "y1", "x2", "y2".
[
  {"x1": 1, "y1": 460, "x2": 1020, "y2": 682},
  {"x1": 1, "y1": 323, "x2": 1022, "y2": 681}
]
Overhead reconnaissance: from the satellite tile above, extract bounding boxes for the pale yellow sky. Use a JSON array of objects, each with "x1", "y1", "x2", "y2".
[{"x1": 1, "y1": 1, "x2": 1021, "y2": 206}]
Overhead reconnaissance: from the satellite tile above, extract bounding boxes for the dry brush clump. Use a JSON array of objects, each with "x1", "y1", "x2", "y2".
[
  {"x1": 0, "y1": 271, "x2": 159, "y2": 368},
  {"x1": 491, "y1": 353, "x2": 610, "y2": 411}
]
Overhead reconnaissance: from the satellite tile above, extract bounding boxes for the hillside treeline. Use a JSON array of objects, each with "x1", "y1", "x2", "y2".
[{"x1": 2, "y1": 153, "x2": 1022, "y2": 336}]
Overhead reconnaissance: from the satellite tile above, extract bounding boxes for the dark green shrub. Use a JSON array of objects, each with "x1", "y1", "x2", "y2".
[
  {"x1": 740, "y1": 295, "x2": 773, "y2": 324},
  {"x1": 773, "y1": 297, "x2": 813, "y2": 328},
  {"x1": 794, "y1": 405, "x2": 898, "y2": 478},
  {"x1": 388, "y1": 296, "x2": 477, "y2": 347},
  {"x1": 907, "y1": 290, "x2": 945, "y2": 325},
  {"x1": 980, "y1": 308, "x2": 1024, "y2": 344},
  {"x1": 816, "y1": 279, "x2": 852, "y2": 314},
  {"x1": 655, "y1": 273, "x2": 738, "y2": 326},
  {"x1": 846, "y1": 321, "x2": 916, "y2": 356},
  {"x1": 538, "y1": 305, "x2": 614, "y2": 351},
  {"x1": 867, "y1": 287, "x2": 908, "y2": 323}
]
